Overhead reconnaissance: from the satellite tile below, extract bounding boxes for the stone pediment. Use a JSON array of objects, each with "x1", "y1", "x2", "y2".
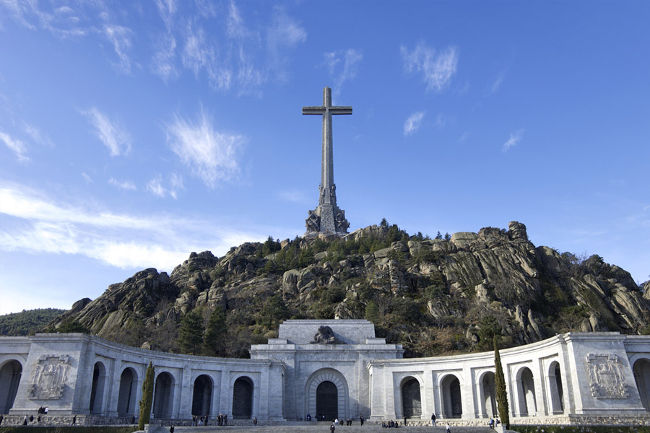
[{"x1": 278, "y1": 319, "x2": 375, "y2": 344}]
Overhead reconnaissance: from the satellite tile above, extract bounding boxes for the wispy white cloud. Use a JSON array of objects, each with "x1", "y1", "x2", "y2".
[
  {"x1": 401, "y1": 42, "x2": 458, "y2": 92},
  {"x1": 323, "y1": 49, "x2": 362, "y2": 98},
  {"x1": 83, "y1": 107, "x2": 132, "y2": 156},
  {"x1": 403, "y1": 112, "x2": 425, "y2": 136},
  {"x1": 165, "y1": 111, "x2": 244, "y2": 187},
  {"x1": 490, "y1": 70, "x2": 506, "y2": 94},
  {"x1": 108, "y1": 177, "x2": 136, "y2": 191},
  {"x1": 0, "y1": 130, "x2": 28, "y2": 162},
  {"x1": 0, "y1": 183, "x2": 271, "y2": 270},
  {"x1": 267, "y1": 7, "x2": 306, "y2": 82},
  {"x1": 502, "y1": 129, "x2": 525, "y2": 152},
  {"x1": 147, "y1": 174, "x2": 185, "y2": 199},
  {"x1": 81, "y1": 172, "x2": 93, "y2": 183},
  {"x1": 104, "y1": 25, "x2": 133, "y2": 73}
]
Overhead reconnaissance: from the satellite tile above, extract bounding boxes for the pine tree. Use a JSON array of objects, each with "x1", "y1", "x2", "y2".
[
  {"x1": 493, "y1": 335, "x2": 510, "y2": 429},
  {"x1": 203, "y1": 308, "x2": 227, "y2": 356},
  {"x1": 177, "y1": 310, "x2": 205, "y2": 355},
  {"x1": 138, "y1": 362, "x2": 154, "y2": 429},
  {"x1": 365, "y1": 300, "x2": 379, "y2": 324}
]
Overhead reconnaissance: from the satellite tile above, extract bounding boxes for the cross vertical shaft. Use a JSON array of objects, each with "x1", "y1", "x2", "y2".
[{"x1": 302, "y1": 87, "x2": 352, "y2": 235}]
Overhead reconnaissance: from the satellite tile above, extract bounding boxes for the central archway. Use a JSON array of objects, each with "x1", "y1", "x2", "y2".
[
  {"x1": 0, "y1": 360, "x2": 22, "y2": 414},
  {"x1": 401, "y1": 377, "x2": 422, "y2": 418},
  {"x1": 316, "y1": 381, "x2": 338, "y2": 421},
  {"x1": 305, "y1": 369, "x2": 349, "y2": 422}
]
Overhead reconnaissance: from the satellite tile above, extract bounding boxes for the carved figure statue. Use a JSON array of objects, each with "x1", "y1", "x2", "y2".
[{"x1": 312, "y1": 326, "x2": 339, "y2": 344}]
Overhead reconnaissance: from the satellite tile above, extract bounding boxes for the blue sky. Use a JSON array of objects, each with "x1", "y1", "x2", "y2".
[{"x1": 0, "y1": 1, "x2": 649, "y2": 314}]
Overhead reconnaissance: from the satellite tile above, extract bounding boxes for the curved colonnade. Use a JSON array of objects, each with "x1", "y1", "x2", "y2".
[{"x1": 3, "y1": 323, "x2": 650, "y2": 425}]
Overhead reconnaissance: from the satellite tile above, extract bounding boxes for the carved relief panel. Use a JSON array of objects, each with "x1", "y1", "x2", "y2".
[
  {"x1": 29, "y1": 354, "x2": 71, "y2": 400},
  {"x1": 585, "y1": 353, "x2": 630, "y2": 399}
]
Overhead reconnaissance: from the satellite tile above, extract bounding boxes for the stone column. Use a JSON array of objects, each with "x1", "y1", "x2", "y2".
[
  {"x1": 461, "y1": 366, "x2": 475, "y2": 419},
  {"x1": 178, "y1": 365, "x2": 193, "y2": 419}
]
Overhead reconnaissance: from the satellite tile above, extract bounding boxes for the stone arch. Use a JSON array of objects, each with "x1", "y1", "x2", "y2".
[
  {"x1": 548, "y1": 361, "x2": 564, "y2": 414},
  {"x1": 305, "y1": 368, "x2": 349, "y2": 422},
  {"x1": 440, "y1": 374, "x2": 462, "y2": 418},
  {"x1": 192, "y1": 374, "x2": 213, "y2": 417},
  {"x1": 516, "y1": 366, "x2": 536, "y2": 417},
  {"x1": 0, "y1": 360, "x2": 22, "y2": 414},
  {"x1": 117, "y1": 367, "x2": 138, "y2": 417},
  {"x1": 480, "y1": 371, "x2": 496, "y2": 418},
  {"x1": 401, "y1": 376, "x2": 422, "y2": 418},
  {"x1": 89, "y1": 361, "x2": 107, "y2": 414},
  {"x1": 633, "y1": 358, "x2": 650, "y2": 411},
  {"x1": 232, "y1": 376, "x2": 253, "y2": 419},
  {"x1": 153, "y1": 372, "x2": 175, "y2": 419}
]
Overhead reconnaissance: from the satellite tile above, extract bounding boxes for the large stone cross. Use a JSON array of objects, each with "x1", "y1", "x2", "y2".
[{"x1": 302, "y1": 87, "x2": 351, "y2": 235}]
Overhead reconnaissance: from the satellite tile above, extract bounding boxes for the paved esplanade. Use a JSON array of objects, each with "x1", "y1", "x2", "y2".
[
  {"x1": 303, "y1": 86, "x2": 351, "y2": 236},
  {"x1": 168, "y1": 425, "x2": 498, "y2": 433}
]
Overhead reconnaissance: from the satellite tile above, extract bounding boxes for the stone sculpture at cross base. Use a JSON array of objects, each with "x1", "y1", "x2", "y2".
[{"x1": 303, "y1": 87, "x2": 351, "y2": 237}]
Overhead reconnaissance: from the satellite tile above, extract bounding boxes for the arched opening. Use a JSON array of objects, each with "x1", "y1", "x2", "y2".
[
  {"x1": 232, "y1": 376, "x2": 253, "y2": 419},
  {"x1": 0, "y1": 360, "x2": 22, "y2": 414},
  {"x1": 89, "y1": 362, "x2": 106, "y2": 414},
  {"x1": 518, "y1": 367, "x2": 536, "y2": 417},
  {"x1": 401, "y1": 377, "x2": 421, "y2": 418},
  {"x1": 441, "y1": 374, "x2": 462, "y2": 418},
  {"x1": 481, "y1": 372, "x2": 496, "y2": 418},
  {"x1": 634, "y1": 359, "x2": 650, "y2": 411},
  {"x1": 548, "y1": 362, "x2": 564, "y2": 414},
  {"x1": 192, "y1": 375, "x2": 213, "y2": 417},
  {"x1": 305, "y1": 368, "x2": 348, "y2": 422},
  {"x1": 153, "y1": 372, "x2": 174, "y2": 419},
  {"x1": 316, "y1": 381, "x2": 338, "y2": 421},
  {"x1": 117, "y1": 368, "x2": 137, "y2": 417}
]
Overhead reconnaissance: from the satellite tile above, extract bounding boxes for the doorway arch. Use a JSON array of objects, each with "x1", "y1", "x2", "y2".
[
  {"x1": 117, "y1": 367, "x2": 137, "y2": 417},
  {"x1": 548, "y1": 361, "x2": 564, "y2": 414},
  {"x1": 305, "y1": 369, "x2": 349, "y2": 422},
  {"x1": 440, "y1": 374, "x2": 462, "y2": 418},
  {"x1": 232, "y1": 376, "x2": 253, "y2": 419},
  {"x1": 89, "y1": 362, "x2": 106, "y2": 414},
  {"x1": 634, "y1": 358, "x2": 650, "y2": 411},
  {"x1": 481, "y1": 371, "x2": 496, "y2": 418},
  {"x1": 517, "y1": 367, "x2": 536, "y2": 416},
  {"x1": 192, "y1": 375, "x2": 213, "y2": 417},
  {"x1": 401, "y1": 377, "x2": 422, "y2": 418},
  {"x1": 316, "y1": 381, "x2": 338, "y2": 421},
  {"x1": 153, "y1": 372, "x2": 175, "y2": 419},
  {"x1": 0, "y1": 360, "x2": 22, "y2": 414}
]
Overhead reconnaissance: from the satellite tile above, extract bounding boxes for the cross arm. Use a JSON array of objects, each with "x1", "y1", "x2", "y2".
[
  {"x1": 302, "y1": 106, "x2": 326, "y2": 115},
  {"x1": 329, "y1": 106, "x2": 352, "y2": 115}
]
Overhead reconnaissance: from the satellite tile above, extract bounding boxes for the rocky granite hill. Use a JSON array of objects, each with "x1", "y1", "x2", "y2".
[{"x1": 49, "y1": 221, "x2": 650, "y2": 358}]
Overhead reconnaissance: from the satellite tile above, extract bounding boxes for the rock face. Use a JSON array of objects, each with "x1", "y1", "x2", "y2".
[{"x1": 50, "y1": 221, "x2": 650, "y2": 358}]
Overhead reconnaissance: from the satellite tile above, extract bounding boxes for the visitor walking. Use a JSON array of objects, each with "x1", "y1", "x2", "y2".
[
  {"x1": 431, "y1": 413, "x2": 436, "y2": 426},
  {"x1": 446, "y1": 422, "x2": 451, "y2": 433},
  {"x1": 359, "y1": 415, "x2": 364, "y2": 426},
  {"x1": 330, "y1": 423, "x2": 336, "y2": 433},
  {"x1": 169, "y1": 425, "x2": 174, "y2": 433}
]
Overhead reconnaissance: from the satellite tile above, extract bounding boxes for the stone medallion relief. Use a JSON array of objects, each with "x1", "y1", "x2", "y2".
[
  {"x1": 29, "y1": 354, "x2": 71, "y2": 400},
  {"x1": 586, "y1": 353, "x2": 629, "y2": 399}
]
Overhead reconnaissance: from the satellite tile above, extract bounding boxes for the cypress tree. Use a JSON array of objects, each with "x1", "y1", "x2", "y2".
[
  {"x1": 493, "y1": 335, "x2": 510, "y2": 429},
  {"x1": 138, "y1": 362, "x2": 155, "y2": 430}
]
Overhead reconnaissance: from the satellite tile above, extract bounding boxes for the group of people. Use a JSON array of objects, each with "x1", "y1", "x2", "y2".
[
  {"x1": 381, "y1": 420, "x2": 400, "y2": 428},
  {"x1": 191, "y1": 415, "x2": 209, "y2": 426},
  {"x1": 488, "y1": 417, "x2": 500, "y2": 429}
]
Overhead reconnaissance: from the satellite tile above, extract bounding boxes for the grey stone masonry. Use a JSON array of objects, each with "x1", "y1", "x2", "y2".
[{"x1": 303, "y1": 87, "x2": 351, "y2": 236}]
